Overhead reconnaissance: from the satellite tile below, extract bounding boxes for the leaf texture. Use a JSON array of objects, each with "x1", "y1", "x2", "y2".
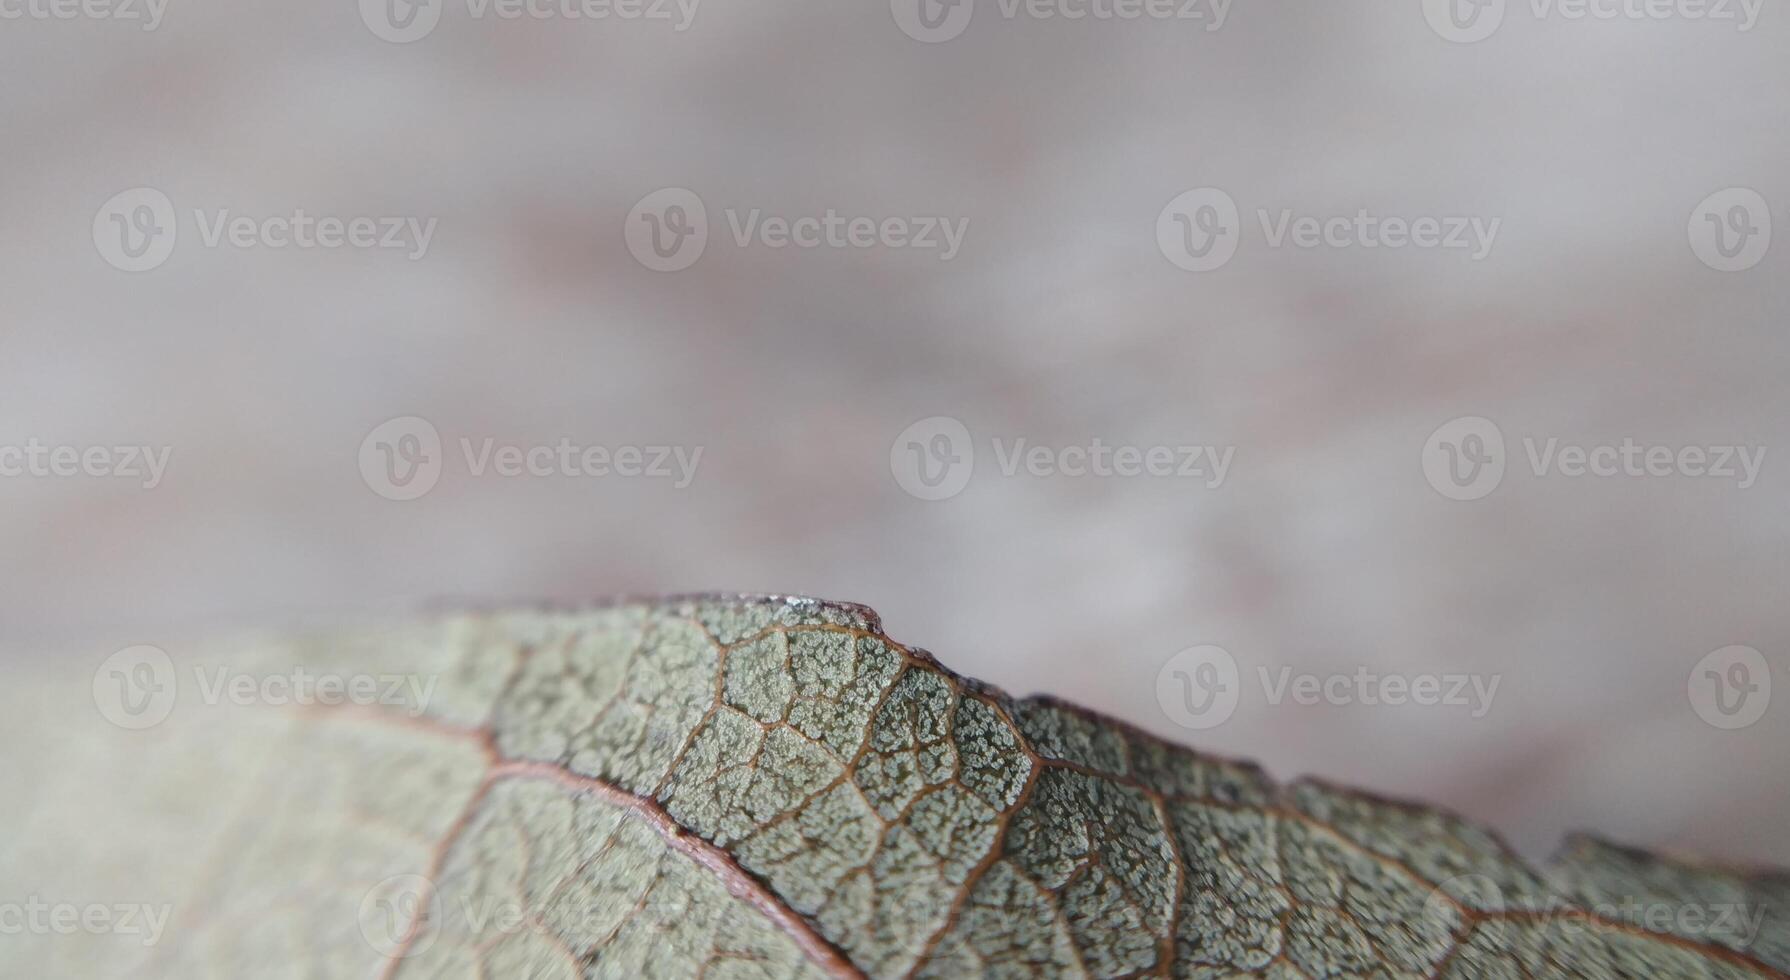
[{"x1": 3, "y1": 595, "x2": 1785, "y2": 978}]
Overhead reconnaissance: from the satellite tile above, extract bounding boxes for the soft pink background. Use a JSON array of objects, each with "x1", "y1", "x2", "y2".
[{"x1": 4, "y1": 0, "x2": 1787, "y2": 864}]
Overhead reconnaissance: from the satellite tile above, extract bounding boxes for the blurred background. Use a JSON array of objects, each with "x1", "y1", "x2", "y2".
[{"x1": 3, "y1": 0, "x2": 1787, "y2": 867}]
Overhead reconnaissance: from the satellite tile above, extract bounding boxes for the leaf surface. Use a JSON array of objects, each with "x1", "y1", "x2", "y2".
[{"x1": 4, "y1": 596, "x2": 1785, "y2": 978}]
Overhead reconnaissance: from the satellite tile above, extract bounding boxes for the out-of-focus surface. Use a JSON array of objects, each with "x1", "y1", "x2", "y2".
[{"x1": 2, "y1": 0, "x2": 1787, "y2": 870}]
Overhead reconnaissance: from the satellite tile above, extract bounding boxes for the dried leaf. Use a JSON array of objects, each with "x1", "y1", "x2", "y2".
[{"x1": 5, "y1": 595, "x2": 1785, "y2": 978}]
